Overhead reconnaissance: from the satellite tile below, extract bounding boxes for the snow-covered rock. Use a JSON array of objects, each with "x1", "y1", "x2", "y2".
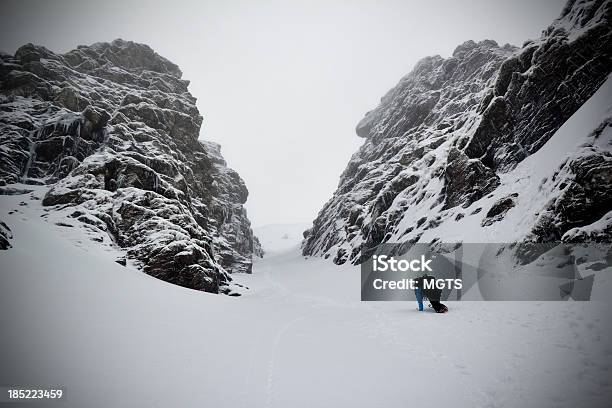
[
  {"x1": 0, "y1": 39, "x2": 257, "y2": 292},
  {"x1": 0, "y1": 219, "x2": 12, "y2": 249},
  {"x1": 303, "y1": 0, "x2": 612, "y2": 264},
  {"x1": 252, "y1": 235, "x2": 265, "y2": 258}
]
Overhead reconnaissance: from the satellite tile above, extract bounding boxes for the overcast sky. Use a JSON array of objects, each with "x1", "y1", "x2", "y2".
[{"x1": 0, "y1": 0, "x2": 565, "y2": 227}]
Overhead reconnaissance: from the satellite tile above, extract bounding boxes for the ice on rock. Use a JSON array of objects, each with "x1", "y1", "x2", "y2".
[
  {"x1": 303, "y1": 0, "x2": 612, "y2": 264},
  {"x1": 0, "y1": 39, "x2": 258, "y2": 292}
]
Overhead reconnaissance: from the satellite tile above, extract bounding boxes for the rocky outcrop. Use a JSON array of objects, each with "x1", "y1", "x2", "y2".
[
  {"x1": 462, "y1": 0, "x2": 612, "y2": 171},
  {"x1": 0, "y1": 39, "x2": 257, "y2": 292},
  {"x1": 303, "y1": 38, "x2": 517, "y2": 263},
  {"x1": 537, "y1": 145, "x2": 612, "y2": 243},
  {"x1": 481, "y1": 194, "x2": 518, "y2": 227},
  {"x1": 0, "y1": 220, "x2": 12, "y2": 249},
  {"x1": 303, "y1": 0, "x2": 612, "y2": 263},
  {"x1": 253, "y1": 235, "x2": 264, "y2": 258}
]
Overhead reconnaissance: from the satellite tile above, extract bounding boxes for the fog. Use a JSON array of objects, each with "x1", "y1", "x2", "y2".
[{"x1": 0, "y1": 0, "x2": 565, "y2": 226}]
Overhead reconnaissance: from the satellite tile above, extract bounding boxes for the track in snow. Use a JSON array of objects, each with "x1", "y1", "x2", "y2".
[{"x1": 0, "y1": 196, "x2": 611, "y2": 407}]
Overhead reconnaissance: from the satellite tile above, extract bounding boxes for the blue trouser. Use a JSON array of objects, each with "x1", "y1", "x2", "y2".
[{"x1": 415, "y1": 287, "x2": 424, "y2": 311}]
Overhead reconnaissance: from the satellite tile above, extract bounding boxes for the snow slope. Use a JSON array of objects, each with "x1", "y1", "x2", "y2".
[{"x1": 1, "y1": 196, "x2": 611, "y2": 407}]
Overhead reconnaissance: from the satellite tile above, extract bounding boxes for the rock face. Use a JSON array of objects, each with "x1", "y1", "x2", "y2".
[
  {"x1": 303, "y1": 0, "x2": 612, "y2": 263},
  {"x1": 253, "y1": 235, "x2": 265, "y2": 258},
  {"x1": 0, "y1": 220, "x2": 12, "y2": 249},
  {"x1": 0, "y1": 39, "x2": 257, "y2": 292}
]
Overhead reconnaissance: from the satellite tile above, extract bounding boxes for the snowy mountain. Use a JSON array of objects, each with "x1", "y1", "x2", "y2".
[
  {"x1": 0, "y1": 39, "x2": 257, "y2": 293},
  {"x1": 303, "y1": 0, "x2": 612, "y2": 264}
]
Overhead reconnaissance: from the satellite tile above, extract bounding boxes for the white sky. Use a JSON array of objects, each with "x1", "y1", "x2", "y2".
[{"x1": 0, "y1": 0, "x2": 565, "y2": 227}]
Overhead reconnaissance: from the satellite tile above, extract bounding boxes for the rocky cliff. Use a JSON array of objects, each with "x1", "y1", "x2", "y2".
[
  {"x1": 0, "y1": 39, "x2": 257, "y2": 293},
  {"x1": 303, "y1": 0, "x2": 612, "y2": 263}
]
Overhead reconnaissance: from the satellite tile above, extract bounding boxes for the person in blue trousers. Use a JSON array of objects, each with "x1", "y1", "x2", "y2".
[{"x1": 414, "y1": 275, "x2": 448, "y2": 313}]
